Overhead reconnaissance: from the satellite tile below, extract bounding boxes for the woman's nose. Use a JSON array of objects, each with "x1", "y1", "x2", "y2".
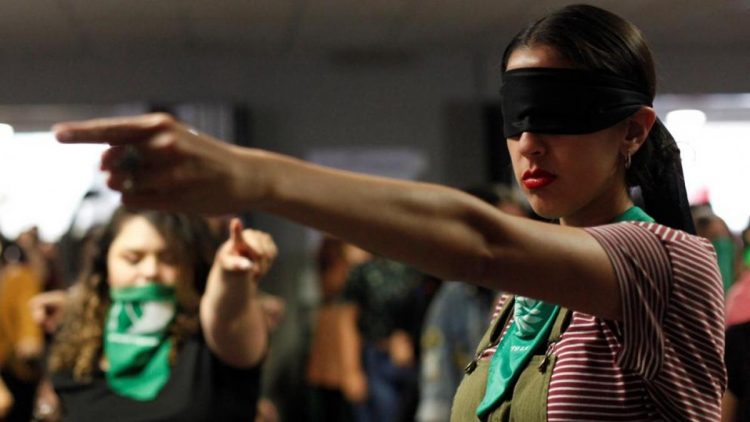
[
  {"x1": 138, "y1": 255, "x2": 160, "y2": 282},
  {"x1": 518, "y1": 132, "x2": 546, "y2": 157}
]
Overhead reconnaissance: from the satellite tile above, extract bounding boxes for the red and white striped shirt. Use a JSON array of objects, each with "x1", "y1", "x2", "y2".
[{"x1": 482, "y1": 222, "x2": 726, "y2": 421}]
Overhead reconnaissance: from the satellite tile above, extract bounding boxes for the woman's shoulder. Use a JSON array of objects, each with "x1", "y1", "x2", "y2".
[
  {"x1": 586, "y1": 221, "x2": 723, "y2": 295},
  {"x1": 588, "y1": 221, "x2": 716, "y2": 256}
]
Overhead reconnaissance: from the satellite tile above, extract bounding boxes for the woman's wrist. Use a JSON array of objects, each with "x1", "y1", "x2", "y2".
[
  {"x1": 207, "y1": 264, "x2": 260, "y2": 306},
  {"x1": 228, "y1": 146, "x2": 277, "y2": 213}
]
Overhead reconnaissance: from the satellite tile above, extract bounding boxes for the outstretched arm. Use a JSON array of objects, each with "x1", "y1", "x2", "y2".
[
  {"x1": 55, "y1": 114, "x2": 619, "y2": 319},
  {"x1": 200, "y1": 218, "x2": 277, "y2": 368}
]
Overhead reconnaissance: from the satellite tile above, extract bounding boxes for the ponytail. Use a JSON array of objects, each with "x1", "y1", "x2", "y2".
[{"x1": 629, "y1": 119, "x2": 696, "y2": 234}]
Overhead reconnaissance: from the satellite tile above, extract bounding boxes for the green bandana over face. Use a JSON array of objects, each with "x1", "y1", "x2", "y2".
[
  {"x1": 105, "y1": 283, "x2": 176, "y2": 401},
  {"x1": 477, "y1": 206, "x2": 654, "y2": 418}
]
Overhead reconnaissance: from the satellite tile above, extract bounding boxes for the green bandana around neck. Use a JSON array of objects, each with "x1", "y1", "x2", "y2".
[
  {"x1": 476, "y1": 297, "x2": 559, "y2": 418},
  {"x1": 105, "y1": 283, "x2": 177, "y2": 401},
  {"x1": 614, "y1": 205, "x2": 655, "y2": 224},
  {"x1": 476, "y1": 205, "x2": 654, "y2": 418}
]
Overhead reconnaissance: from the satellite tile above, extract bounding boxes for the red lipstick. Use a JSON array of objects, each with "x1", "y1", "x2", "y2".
[{"x1": 522, "y1": 168, "x2": 557, "y2": 190}]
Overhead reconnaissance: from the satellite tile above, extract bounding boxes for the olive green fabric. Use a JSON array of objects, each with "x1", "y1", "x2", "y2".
[
  {"x1": 451, "y1": 298, "x2": 511, "y2": 422},
  {"x1": 476, "y1": 298, "x2": 559, "y2": 418},
  {"x1": 451, "y1": 297, "x2": 569, "y2": 421}
]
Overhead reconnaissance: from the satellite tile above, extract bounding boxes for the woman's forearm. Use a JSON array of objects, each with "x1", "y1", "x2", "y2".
[
  {"x1": 201, "y1": 275, "x2": 267, "y2": 368},
  {"x1": 244, "y1": 149, "x2": 499, "y2": 283},
  {"x1": 242, "y1": 149, "x2": 620, "y2": 319}
]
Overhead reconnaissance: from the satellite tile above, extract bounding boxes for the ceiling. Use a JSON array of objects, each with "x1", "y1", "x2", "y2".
[{"x1": 0, "y1": 0, "x2": 748, "y2": 63}]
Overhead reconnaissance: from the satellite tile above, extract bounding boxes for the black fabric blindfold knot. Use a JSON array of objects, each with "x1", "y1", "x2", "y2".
[{"x1": 500, "y1": 68, "x2": 653, "y2": 138}]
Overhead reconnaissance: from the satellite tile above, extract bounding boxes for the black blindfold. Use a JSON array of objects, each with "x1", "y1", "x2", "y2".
[{"x1": 500, "y1": 68, "x2": 652, "y2": 138}]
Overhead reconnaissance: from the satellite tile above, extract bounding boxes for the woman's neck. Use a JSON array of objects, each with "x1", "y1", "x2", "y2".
[{"x1": 560, "y1": 188, "x2": 634, "y2": 228}]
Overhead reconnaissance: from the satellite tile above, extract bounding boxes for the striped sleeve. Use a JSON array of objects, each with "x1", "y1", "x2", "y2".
[
  {"x1": 585, "y1": 222, "x2": 671, "y2": 379},
  {"x1": 585, "y1": 222, "x2": 726, "y2": 418},
  {"x1": 587, "y1": 222, "x2": 726, "y2": 420}
]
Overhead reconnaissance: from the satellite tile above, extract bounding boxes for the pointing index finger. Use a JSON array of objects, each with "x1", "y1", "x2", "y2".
[
  {"x1": 53, "y1": 113, "x2": 174, "y2": 145},
  {"x1": 230, "y1": 218, "x2": 251, "y2": 257}
]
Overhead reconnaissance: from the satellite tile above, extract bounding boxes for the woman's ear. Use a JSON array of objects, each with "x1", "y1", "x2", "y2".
[{"x1": 623, "y1": 106, "x2": 657, "y2": 155}]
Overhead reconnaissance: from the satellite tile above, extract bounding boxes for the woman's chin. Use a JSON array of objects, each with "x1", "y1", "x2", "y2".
[{"x1": 527, "y1": 200, "x2": 564, "y2": 221}]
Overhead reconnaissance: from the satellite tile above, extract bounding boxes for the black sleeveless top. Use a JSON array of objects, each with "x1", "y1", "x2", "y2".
[{"x1": 52, "y1": 335, "x2": 261, "y2": 422}]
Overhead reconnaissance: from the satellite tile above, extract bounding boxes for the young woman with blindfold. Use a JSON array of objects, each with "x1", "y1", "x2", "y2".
[{"x1": 53, "y1": 4, "x2": 724, "y2": 421}]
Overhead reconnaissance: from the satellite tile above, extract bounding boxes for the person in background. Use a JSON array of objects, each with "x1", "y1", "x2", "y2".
[
  {"x1": 337, "y1": 255, "x2": 425, "y2": 422},
  {"x1": 44, "y1": 208, "x2": 275, "y2": 421},
  {"x1": 305, "y1": 236, "x2": 371, "y2": 422},
  {"x1": 725, "y1": 219, "x2": 750, "y2": 327},
  {"x1": 722, "y1": 218, "x2": 750, "y2": 422},
  {"x1": 53, "y1": 4, "x2": 726, "y2": 419},
  {"x1": 692, "y1": 204, "x2": 740, "y2": 293},
  {"x1": 722, "y1": 319, "x2": 750, "y2": 422},
  {"x1": 28, "y1": 222, "x2": 288, "y2": 422},
  {"x1": 0, "y1": 239, "x2": 45, "y2": 422},
  {"x1": 416, "y1": 184, "x2": 527, "y2": 422}
]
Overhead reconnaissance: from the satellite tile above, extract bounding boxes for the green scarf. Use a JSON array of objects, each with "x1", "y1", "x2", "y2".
[
  {"x1": 476, "y1": 206, "x2": 653, "y2": 418},
  {"x1": 476, "y1": 297, "x2": 559, "y2": 418},
  {"x1": 614, "y1": 205, "x2": 655, "y2": 224},
  {"x1": 104, "y1": 283, "x2": 176, "y2": 401}
]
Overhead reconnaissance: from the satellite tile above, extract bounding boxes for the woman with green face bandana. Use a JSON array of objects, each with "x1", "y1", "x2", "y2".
[{"x1": 45, "y1": 208, "x2": 276, "y2": 421}]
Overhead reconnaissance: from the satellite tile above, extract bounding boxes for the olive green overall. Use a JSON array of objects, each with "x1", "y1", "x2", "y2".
[{"x1": 450, "y1": 297, "x2": 570, "y2": 422}]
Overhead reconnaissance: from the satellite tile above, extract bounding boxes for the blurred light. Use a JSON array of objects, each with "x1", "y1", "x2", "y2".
[
  {"x1": 665, "y1": 109, "x2": 707, "y2": 130},
  {"x1": 0, "y1": 123, "x2": 14, "y2": 140},
  {"x1": 0, "y1": 131, "x2": 112, "y2": 242}
]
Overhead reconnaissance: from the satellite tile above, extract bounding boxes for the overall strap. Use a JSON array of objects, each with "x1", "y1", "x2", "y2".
[
  {"x1": 549, "y1": 307, "x2": 570, "y2": 343},
  {"x1": 465, "y1": 295, "x2": 514, "y2": 374}
]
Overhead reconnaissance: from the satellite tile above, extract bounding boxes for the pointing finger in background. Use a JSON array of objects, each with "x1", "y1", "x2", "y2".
[{"x1": 222, "y1": 218, "x2": 254, "y2": 272}]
